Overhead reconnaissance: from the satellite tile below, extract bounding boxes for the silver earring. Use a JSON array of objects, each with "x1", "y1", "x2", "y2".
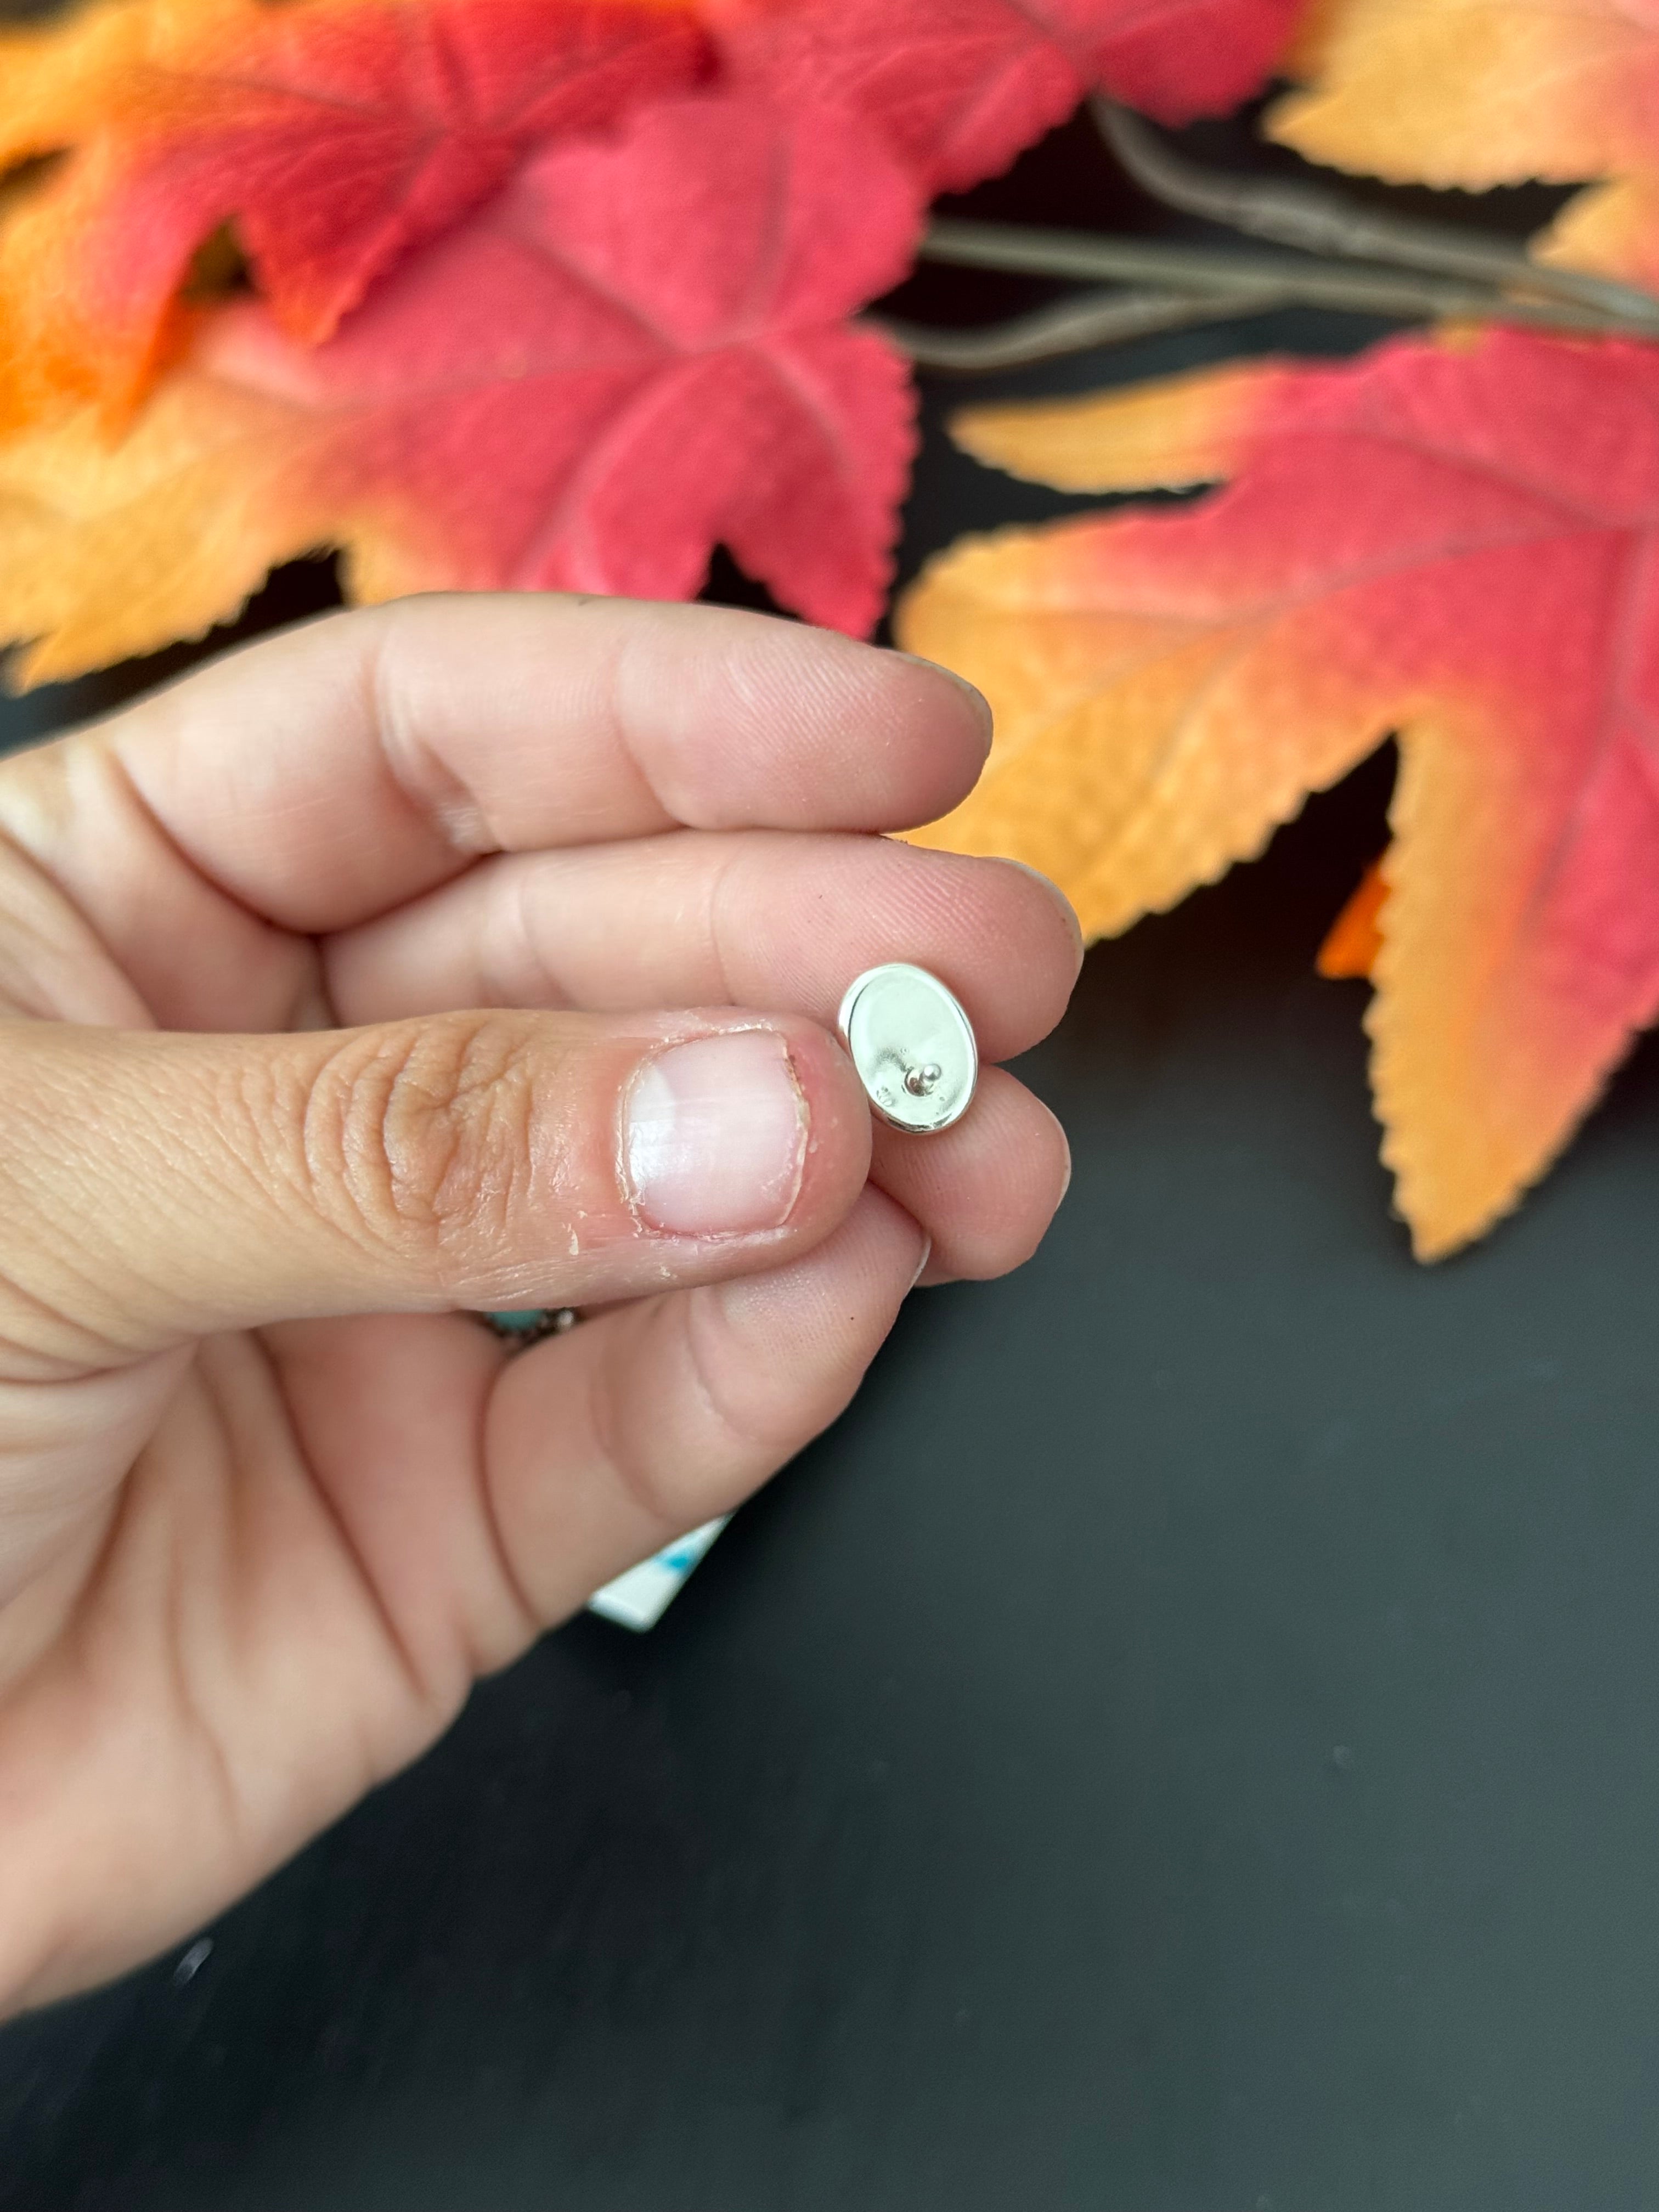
[{"x1": 837, "y1": 963, "x2": 979, "y2": 1134}]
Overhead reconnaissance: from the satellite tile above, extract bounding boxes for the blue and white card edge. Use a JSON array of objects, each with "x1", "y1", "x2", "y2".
[{"x1": 587, "y1": 1517, "x2": 730, "y2": 1631}]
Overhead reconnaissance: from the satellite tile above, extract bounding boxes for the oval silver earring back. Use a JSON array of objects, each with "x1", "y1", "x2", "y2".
[{"x1": 836, "y1": 963, "x2": 979, "y2": 1135}]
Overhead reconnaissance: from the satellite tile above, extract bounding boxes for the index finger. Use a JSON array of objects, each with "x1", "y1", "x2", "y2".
[{"x1": 71, "y1": 594, "x2": 994, "y2": 935}]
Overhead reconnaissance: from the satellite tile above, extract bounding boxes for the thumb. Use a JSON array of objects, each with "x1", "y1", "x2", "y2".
[{"x1": 0, "y1": 1011, "x2": 871, "y2": 1365}]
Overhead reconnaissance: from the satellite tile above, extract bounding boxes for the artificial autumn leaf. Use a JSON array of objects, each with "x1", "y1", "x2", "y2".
[
  {"x1": 704, "y1": 0, "x2": 1306, "y2": 193},
  {"x1": 899, "y1": 329, "x2": 1659, "y2": 1258},
  {"x1": 1269, "y1": 0, "x2": 1659, "y2": 299},
  {"x1": 1317, "y1": 858, "x2": 1387, "y2": 980},
  {"x1": 0, "y1": 0, "x2": 706, "y2": 430},
  {"x1": 0, "y1": 91, "x2": 920, "y2": 679}
]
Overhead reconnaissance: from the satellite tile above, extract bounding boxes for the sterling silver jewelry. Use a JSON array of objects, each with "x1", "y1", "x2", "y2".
[{"x1": 837, "y1": 963, "x2": 979, "y2": 1135}]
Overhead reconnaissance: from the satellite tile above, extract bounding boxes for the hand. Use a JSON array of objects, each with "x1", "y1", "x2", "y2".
[{"x1": 0, "y1": 595, "x2": 1077, "y2": 2014}]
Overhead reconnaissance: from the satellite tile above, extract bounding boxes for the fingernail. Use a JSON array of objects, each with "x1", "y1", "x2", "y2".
[
  {"x1": 893, "y1": 651, "x2": 994, "y2": 754},
  {"x1": 624, "y1": 1031, "x2": 807, "y2": 1236}
]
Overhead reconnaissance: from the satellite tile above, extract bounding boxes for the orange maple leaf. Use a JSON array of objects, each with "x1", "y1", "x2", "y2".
[
  {"x1": 0, "y1": 0, "x2": 704, "y2": 430},
  {"x1": 0, "y1": 91, "x2": 919, "y2": 681},
  {"x1": 1269, "y1": 0, "x2": 1659, "y2": 300},
  {"x1": 898, "y1": 331, "x2": 1659, "y2": 1259},
  {"x1": 1316, "y1": 856, "x2": 1387, "y2": 981}
]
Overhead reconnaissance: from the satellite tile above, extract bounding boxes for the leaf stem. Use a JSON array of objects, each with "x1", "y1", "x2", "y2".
[
  {"x1": 889, "y1": 104, "x2": 1659, "y2": 374},
  {"x1": 872, "y1": 286, "x2": 1279, "y2": 369},
  {"x1": 1092, "y1": 100, "x2": 1659, "y2": 332},
  {"x1": 918, "y1": 217, "x2": 1639, "y2": 334}
]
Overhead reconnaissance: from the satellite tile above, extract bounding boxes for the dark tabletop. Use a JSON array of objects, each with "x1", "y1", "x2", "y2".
[{"x1": 3, "y1": 109, "x2": 1657, "y2": 2212}]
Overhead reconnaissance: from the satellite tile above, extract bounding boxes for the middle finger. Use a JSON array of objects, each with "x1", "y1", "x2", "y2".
[{"x1": 325, "y1": 831, "x2": 1082, "y2": 1064}]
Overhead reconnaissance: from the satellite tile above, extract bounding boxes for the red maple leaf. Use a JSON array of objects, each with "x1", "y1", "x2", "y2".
[
  {"x1": 702, "y1": 0, "x2": 1305, "y2": 191},
  {"x1": 0, "y1": 0, "x2": 710, "y2": 425},
  {"x1": 0, "y1": 89, "x2": 923, "y2": 677},
  {"x1": 900, "y1": 328, "x2": 1659, "y2": 1254}
]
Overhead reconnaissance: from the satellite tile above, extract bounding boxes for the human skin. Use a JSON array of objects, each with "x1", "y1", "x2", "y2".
[{"x1": 0, "y1": 592, "x2": 1079, "y2": 2017}]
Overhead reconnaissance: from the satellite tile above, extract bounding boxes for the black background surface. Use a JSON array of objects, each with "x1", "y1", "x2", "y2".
[{"x1": 2, "y1": 94, "x2": 1658, "y2": 2212}]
